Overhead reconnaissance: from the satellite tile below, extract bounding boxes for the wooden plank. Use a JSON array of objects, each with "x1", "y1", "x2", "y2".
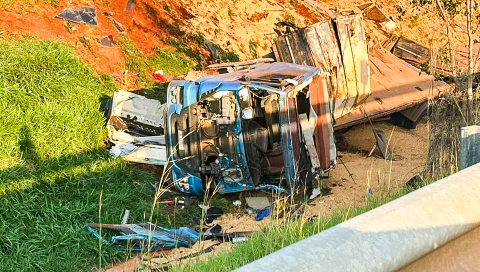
[
  {"x1": 335, "y1": 15, "x2": 371, "y2": 118},
  {"x1": 303, "y1": 20, "x2": 349, "y2": 120}
]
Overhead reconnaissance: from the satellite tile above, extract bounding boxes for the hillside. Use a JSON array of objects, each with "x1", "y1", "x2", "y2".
[
  {"x1": 1, "y1": 1, "x2": 472, "y2": 74},
  {"x1": 0, "y1": 0, "x2": 471, "y2": 271}
]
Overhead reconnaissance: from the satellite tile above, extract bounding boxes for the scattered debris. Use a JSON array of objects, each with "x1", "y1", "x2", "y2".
[
  {"x1": 357, "y1": 2, "x2": 396, "y2": 31},
  {"x1": 205, "y1": 207, "x2": 223, "y2": 224},
  {"x1": 384, "y1": 36, "x2": 430, "y2": 68},
  {"x1": 404, "y1": 174, "x2": 424, "y2": 190},
  {"x1": 209, "y1": 232, "x2": 251, "y2": 243},
  {"x1": 384, "y1": 36, "x2": 480, "y2": 77},
  {"x1": 153, "y1": 70, "x2": 166, "y2": 82},
  {"x1": 125, "y1": 0, "x2": 136, "y2": 11},
  {"x1": 177, "y1": 197, "x2": 197, "y2": 206},
  {"x1": 55, "y1": 7, "x2": 97, "y2": 25},
  {"x1": 121, "y1": 209, "x2": 130, "y2": 224},
  {"x1": 98, "y1": 35, "x2": 114, "y2": 47},
  {"x1": 255, "y1": 184, "x2": 289, "y2": 194},
  {"x1": 232, "y1": 200, "x2": 242, "y2": 207},
  {"x1": 366, "y1": 188, "x2": 373, "y2": 196},
  {"x1": 103, "y1": 13, "x2": 127, "y2": 33},
  {"x1": 368, "y1": 129, "x2": 392, "y2": 160},
  {"x1": 203, "y1": 224, "x2": 222, "y2": 239},
  {"x1": 231, "y1": 235, "x2": 249, "y2": 243},
  {"x1": 86, "y1": 223, "x2": 199, "y2": 251},
  {"x1": 245, "y1": 197, "x2": 270, "y2": 210},
  {"x1": 255, "y1": 207, "x2": 271, "y2": 221},
  {"x1": 198, "y1": 204, "x2": 210, "y2": 211},
  {"x1": 206, "y1": 58, "x2": 274, "y2": 72},
  {"x1": 309, "y1": 187, "x2": 322, "y2": 200},
  {"x1": 106, "y1": 90, "x2": 167, "y2": 164},
  {"x1": 161, "y1": 198, "x2": 175, "y2": 205}
]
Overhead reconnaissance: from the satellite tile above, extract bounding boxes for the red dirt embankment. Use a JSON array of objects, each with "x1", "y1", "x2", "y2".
[
  {"x1": 0, "y1": 1, "x2": 198, "y2": 74},
  {"x1": 0, "y1": 0, "x2": 332, "y2": 76}
]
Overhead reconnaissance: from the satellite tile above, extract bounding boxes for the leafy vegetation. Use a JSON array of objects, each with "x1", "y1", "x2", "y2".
[
  {"x1": 284, "y1": 14, "x2": 296, "y2": 26},
  {"x1": 0, "y1": 38, "x2": 191, "y2": 271},
  {"x1": 168, "y1": 33, "x2": 240, "y2": 65}
]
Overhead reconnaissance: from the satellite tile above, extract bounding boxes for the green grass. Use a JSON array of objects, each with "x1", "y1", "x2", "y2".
[
  {"x1": 0, "y1": 38, "x2": 190, "y2": 271},
  {"x1": 0, "y1": 0, "x2": 59, "y2": 11},
  {"x1": 116, "y1": 34, "x2": 194, "y2": 103},
  {"x1": 116, "y1": 34, "x2": 192, "y2": 87},
  {"x1": 172, "y1": 191, "x2": 408, "y2": 272}
]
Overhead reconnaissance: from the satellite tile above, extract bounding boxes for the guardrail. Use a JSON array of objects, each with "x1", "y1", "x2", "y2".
[{"x1": 234, "y1": 163, "x2": 480, "y2": 272}]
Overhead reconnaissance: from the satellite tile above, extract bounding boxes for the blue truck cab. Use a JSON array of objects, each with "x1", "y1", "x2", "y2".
[{"x1": 164, "y1": 62, "x2": 336, "y2": 194}]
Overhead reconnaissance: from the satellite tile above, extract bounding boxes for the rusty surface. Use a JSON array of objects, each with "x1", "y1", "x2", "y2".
[
  {"x1": 334, "y1": 49, "x2": 449, "y2": 130},
  {"x1": 310, "y1": 75, "x2": 331, "y2": 170},
  {"x1": 398, "y1": 226, "x2": 480, "y2": 272}
]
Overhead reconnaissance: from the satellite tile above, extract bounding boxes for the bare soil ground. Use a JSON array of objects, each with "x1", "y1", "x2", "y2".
[
  {"x1": 307, "y1": 120, "x2": 428, "y2": 217},
  {"x1": 211, "y1": 119, "x2": 429, "y2": 232}
]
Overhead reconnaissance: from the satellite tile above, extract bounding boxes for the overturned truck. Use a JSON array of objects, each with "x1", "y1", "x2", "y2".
[
  {"x1": 108, "y1": 63, "x2": 336, "y2": 195},
  {"x1": 107, "y1": 13, "x2": 448, "y2": 195}
]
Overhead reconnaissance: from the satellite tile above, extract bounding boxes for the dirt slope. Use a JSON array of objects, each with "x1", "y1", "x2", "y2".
[
  {"x1": 0, "y1": 0, "x2": 327, "y2": 75},
  {"x1": 2, "y1": 0, "x2": 471, "y2": 78}
]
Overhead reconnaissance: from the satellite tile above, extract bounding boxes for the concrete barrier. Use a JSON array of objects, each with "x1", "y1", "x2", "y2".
[{"x1": 234, "y1": 163, "x2": 480, "y2": 272}]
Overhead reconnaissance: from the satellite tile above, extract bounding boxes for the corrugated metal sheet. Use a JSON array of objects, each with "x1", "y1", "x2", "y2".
[{"x1": 334, "y1": 49, "x2": 449, "y2": 129}]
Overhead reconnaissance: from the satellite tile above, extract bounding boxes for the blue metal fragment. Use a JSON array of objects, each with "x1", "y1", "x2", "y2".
[
  {"x1": 255, "y1": 184, "x2": 289, "y2": 195},
  {"x1": 255, "y1": 207, "x2": 272, "y2": 221},
  {"x1": 366, "y1": 188, "x2": 373, "y2": 196},
  {"x1": 86, "y1": 222, "x2": 199, "y2": 251}
]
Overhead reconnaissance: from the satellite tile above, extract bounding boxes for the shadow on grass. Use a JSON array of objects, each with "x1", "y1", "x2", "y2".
[
  {"x1": 0, "y1": 127, "x2": 196, "y2": 271},
  {"x1": 0, "y1": 126, "x2": 114, "y2": 196}
]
